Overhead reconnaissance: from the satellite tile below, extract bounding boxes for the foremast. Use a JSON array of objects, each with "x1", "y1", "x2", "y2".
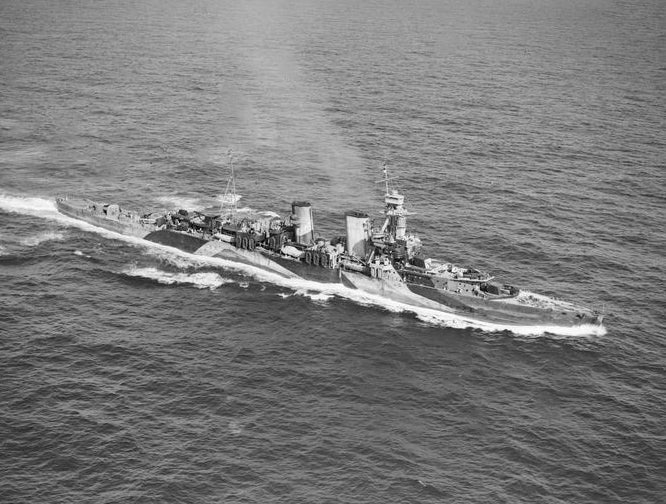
[
  {"x1": 220, "y1": 149, "x2": 238, "y2": 222},
  {"x1": 372, "y1": 164, "x2": 421, "y2": 264}
]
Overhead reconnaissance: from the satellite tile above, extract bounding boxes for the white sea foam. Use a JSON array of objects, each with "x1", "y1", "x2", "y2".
[
  {"x1": 235, "y1": 206, "x2": 255, "y2": 214},
  {"x1": 153, "y1": 193, "x2": 251, "y2": 215},
  {"x1": 124, "y1": 266, "x2": 230, "y2": 290},
  {"x1": 0, "y1": 194, "x2": 120, "y2": 242},
  {"x1": 307, "y1": 292, "x2": 334, "y2": 303},
  {"x1": 0, "y1": 194, "x2": 58, "y2": 217},
  {"x1": 280, "y1": 289, "x2": 334, "y2": 303},
  {"x1": 154, "y1": 195, "x2": 203, "y2": 211},
  {"x1": 228, "y1": 420, "x2": 242, "y2": 435},
  {"x1": 216, "y1": 193, "x2": 243, "y2": 206},
  {"x1": 1, "y1": 194, "x2": 607, "y2": 337},
  {"x1": 154, "y1": 252, "x2": 214, "y2": 271},
  {"x1": 412, "y1": 308, "x2": 607, "y2": 338},
  {"x1": 20, "y1": 231, "x2": 65, "y2": 247},
  {"x1": 73, "y1": 250, "x2": 93, "y2": 259},
  {"x1": 149, "y1": 248, "x2": 606, "y2": 337}
]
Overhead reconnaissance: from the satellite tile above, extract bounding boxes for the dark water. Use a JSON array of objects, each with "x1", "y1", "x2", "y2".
[{"x1": 1, "y1": 1, "x2": 665, "y2": 502}]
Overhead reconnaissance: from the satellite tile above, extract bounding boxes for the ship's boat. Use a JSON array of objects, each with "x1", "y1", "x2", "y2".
[{"x1": 55, "y1": 166, "x2": 604, "y2": 328}]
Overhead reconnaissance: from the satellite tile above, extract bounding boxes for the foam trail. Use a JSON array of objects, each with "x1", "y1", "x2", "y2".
[
  {"x1": 74, "y1": 250, "x2": 95, "y2": 259},
  {"x1": 20, "y1": 231, "x2": 65, "y2": 247},
  {"x1": 154, "y1": 193, "x2": 248, "y2": 213},
  {"x1": 216, "y1": 193, "x2": 242, "y2": 206},
  {"x1": 0, "y1": 194, "x2": 59, "y2": 218},
  {"x1": 154, "y1": 195, "x2": 209, "y2": 211},
  {"x1": 412, "y1": 308, "x2": 607, "y2": 338},
  {"x1": 123, "y1": 266, "x2": 230, "y2": 290},
  {"x1": 239, "y1": 272, "x2": 606, "y2": 337},
  {"x1": 279, "y1": 289, "x2": 335, "y2": 303},
  {"x1": 0, "y1": 194, "x2": 606, "y2": 337}
]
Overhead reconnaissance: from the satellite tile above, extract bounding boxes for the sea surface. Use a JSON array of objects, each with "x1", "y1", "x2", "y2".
[{"x1": 1, "y1": 0, "x2": 665, "y2": 502}]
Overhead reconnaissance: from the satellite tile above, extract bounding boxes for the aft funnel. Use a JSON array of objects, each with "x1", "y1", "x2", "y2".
[
  {"x1": 345, "y1": 211, "x2": 371, "y2": 258},
  {"x1": 291, "y1": 201, "x2": 314, "y2": 245}
]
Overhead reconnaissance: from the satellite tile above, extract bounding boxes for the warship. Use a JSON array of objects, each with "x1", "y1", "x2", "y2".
[{"x1": 55, "y1": 166, "x2": 604, "y2": 328}]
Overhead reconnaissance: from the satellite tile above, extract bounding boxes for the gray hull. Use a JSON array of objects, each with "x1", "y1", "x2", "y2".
[
  {"x1": 56, "y1": 198, "x2": 155, "y2": 238},
  {"x1": 341, "y1": 271, "x2": 601, "y2": 328},
  {"x1": 56, "y1": 197, "x2": 602, "y2": 329}
]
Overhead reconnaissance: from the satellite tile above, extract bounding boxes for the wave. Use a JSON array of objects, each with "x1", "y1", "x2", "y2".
[
  {"x1": 123, "y1": 266, "x2": 231, "y2": 290},
  {"x1": 153, "y1": 194, "x2": 258, "y2": 217},
  {"x1": 0, "y1": 146, "x2": 47, "y2": 164},
  {"x1": 0, "y1": 194, "x2": 58, "y2": 217},
  {"x1": 412, "y1": 309, "x2": 607, "y2": 338},
  {"x1": 0, "y1": 194, "x2": 170, "y2": 244},
  {"x1": 154, "y1": 195, "x2": 207, "y2": 211},
  {"x1": 20, "y1": 231, "x2": 65, "y2": 247},
  {"x1": 278, "y1": 289, "x2": 335, "y2": 303},
  {"x1": 1, "y1": 194, "x2": 607, "y2": 337},
  {"x1": 264, "y1": 273, "x2": 606, "y2": 337},
  {"x1": 268, "y1": 277, "x2": 606, "y2": 337},
  {"x1": 216, "y1": 193, "x2": 242, "y2": 206}
]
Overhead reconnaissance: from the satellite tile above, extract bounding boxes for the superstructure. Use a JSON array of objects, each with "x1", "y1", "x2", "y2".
[{"x1": 56, "y1": 165, "x2": 603, "y2": 328}]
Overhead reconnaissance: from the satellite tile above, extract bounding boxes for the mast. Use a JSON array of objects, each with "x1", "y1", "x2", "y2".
[
  {"x1": 222, "y1": 149, "x2": 238, "y2": 221},
  {"x1": 377, "y1": 163, "x2": 407, "y2": 240}
]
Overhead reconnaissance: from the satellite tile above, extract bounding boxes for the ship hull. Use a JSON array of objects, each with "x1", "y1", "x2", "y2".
[
  {"x1": 148, "y1": 235, "x2": 600, "y2": 327},
  {"x1": 405, "y1": 283, "x2": 598, "y2": 326},
  {"x1": 143, "y1": 230, "x2": 340, "y2": 282},
  {"x1": 341, "y1": 271, "x2": 600, "y2": 328},
  {"x1": 56, "y1": 198, "x2": 156, "y2": 238},
  {"x1": 56, "y1": 197, "x2": 601, "y2": 329},
  {"x1": 143, "y1": 229, "x2": 208, "y2": 253}
]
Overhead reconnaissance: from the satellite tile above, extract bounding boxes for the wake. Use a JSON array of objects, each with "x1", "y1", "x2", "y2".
[
  {"x1": 0, "y1": 194, "x2": 607, "y2": 337},
  {"x1": 122, "y1": 266, "x2": 232, "y2": 290}
]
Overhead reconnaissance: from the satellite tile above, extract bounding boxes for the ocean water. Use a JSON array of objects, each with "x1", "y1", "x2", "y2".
[{"x1": 1, "y1": 0, "x2": 665, "y2": 502}]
